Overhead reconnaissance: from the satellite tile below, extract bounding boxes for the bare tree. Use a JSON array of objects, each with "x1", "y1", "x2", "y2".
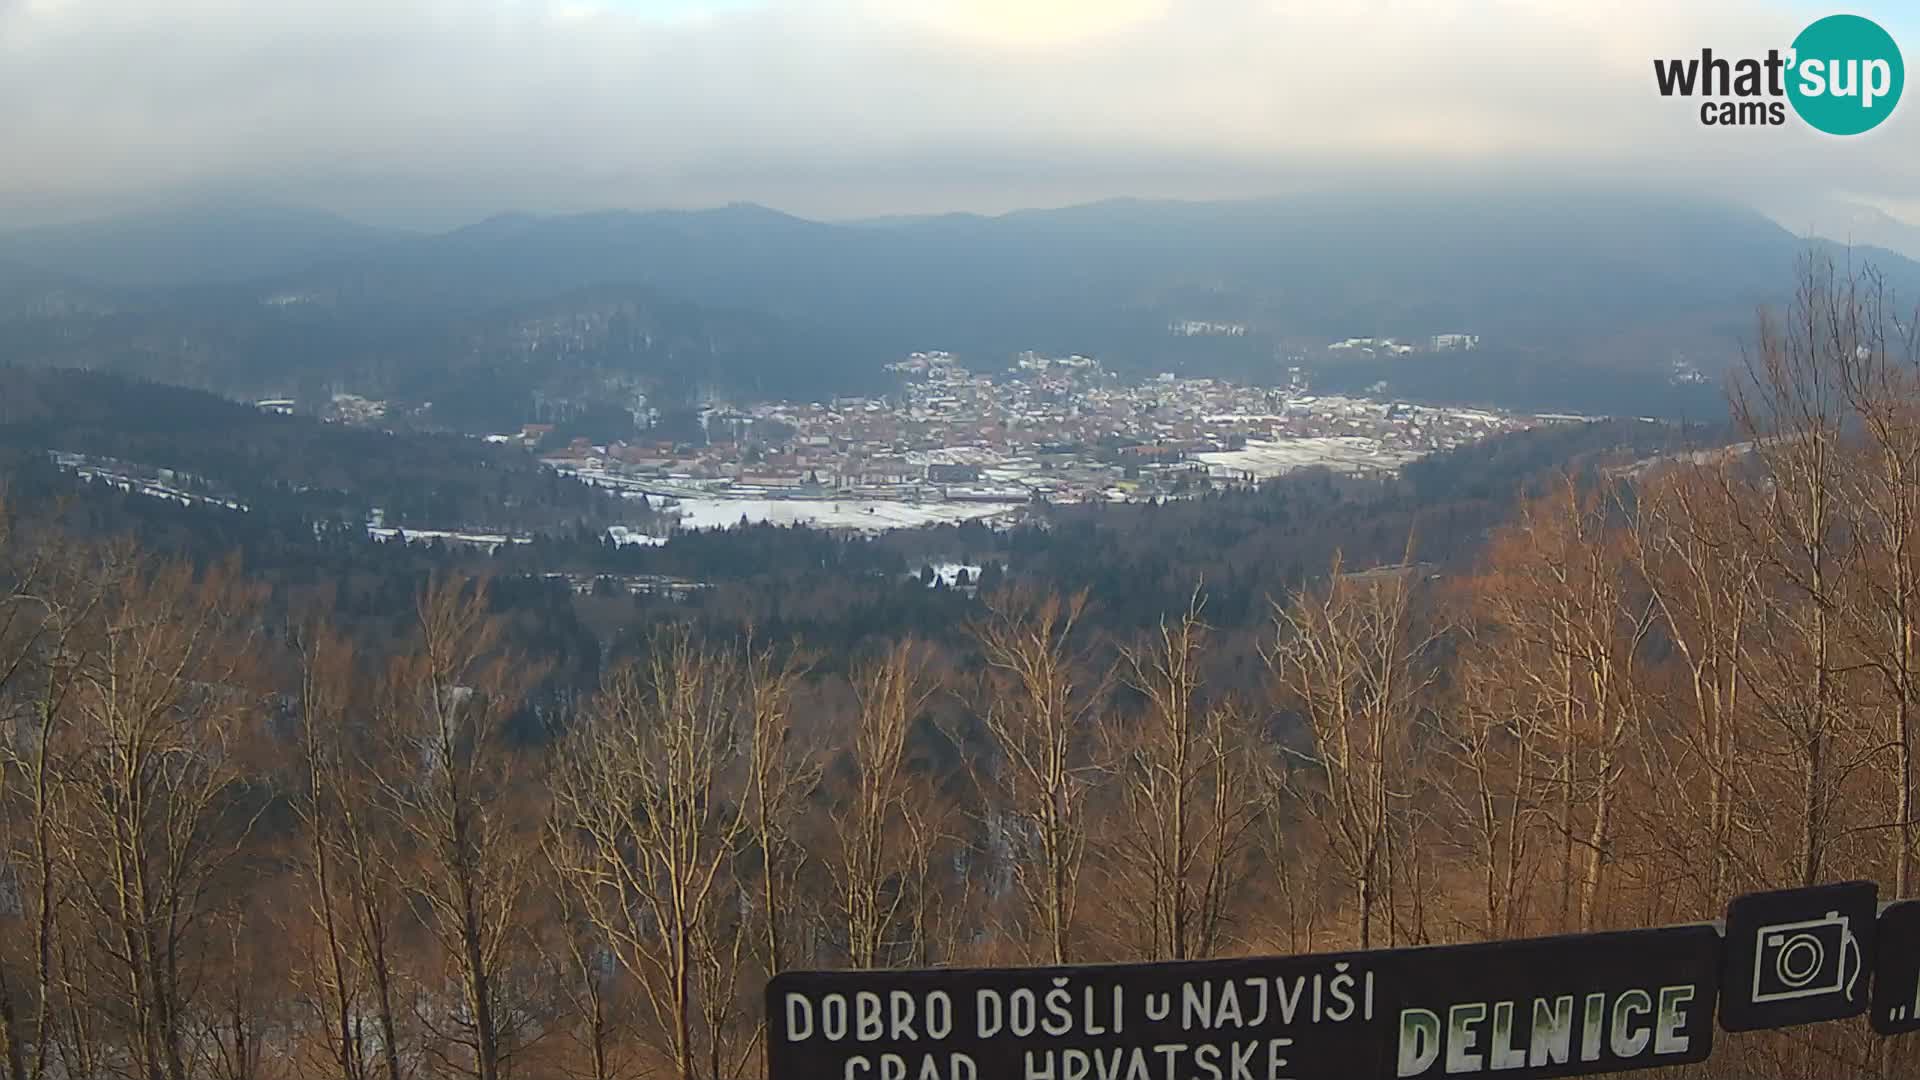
[
  {"x1": 288, "y1": 614, "x2": 416, "y2": 1080},
  {"x1": 1270, "y1": 556, "x2": 1437, "y2": 948},
  {"x1": 373, "y1": 576, "x2": 540, "y2": 1080},
  {"x1": 288, "y1": 619, "x2": 371, "y2": 1080},
  {"x1": 1251, "y1": 781, "x2": 1324, "y2": 955},
  {"x1": 741, "y1": 637, "x2": 818, "y2": 979},
  {"x1": 1462, "y1": 481, "x2": 1655, "y2": 930},
  {"x1": 693, "y1": 908, "x2": 756, "y2": 1080},
  {"x1": 339, "y1": 731, "x2": 410, "y2": 1080},
  {"x1": 59, "y1": 557, "x2": 267, "y2": 1080},
  {"x1": 829, "y1": 640, "x2": 939, "y2": 971},
  {"x1": 1104, "y1": 590, "x2": 1253, "y2": 961},
  {"x1": 1727, "y1": 257, "x2": 1867, "y2": 887},
  {"x1": 1627, "y1": 463, "x2": 1766, "y2": 903},
  {"x1": 536, "y1": 867, "x2": 632, "y2": 1080},
  {"x1": 1828, "y1": 267, "x2": 1920, "y2": 894},
  {"x1": 196, "y1": 903, "x2": 290, "y2": 1080},
  {"x1": 965, "y1": 588, "x2": 1104, "y2": 964},
  {"x1": 1190, "y1": 697, "x2": 1263, "y2": 958},
  {"x1": 550, "y1": 630, "x2": 753, "y2": 1080},
  {"x1": 0, "y1": 523, "x2": 109, "y2": 1080},
  {"x1": 1437, "y1": 618, "x2": 1550, "y2": 939}
]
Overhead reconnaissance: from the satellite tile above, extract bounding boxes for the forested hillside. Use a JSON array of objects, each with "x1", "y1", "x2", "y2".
[
  {"x1": 2, "y1": 191, "x2": 1914, "y2": 422},
  {"x1": 0, "y1": 259, "x2": 1913, "y2": 1080},
  {"x1": 0, "y1": 367, "x2": 643, "y2": 534}
]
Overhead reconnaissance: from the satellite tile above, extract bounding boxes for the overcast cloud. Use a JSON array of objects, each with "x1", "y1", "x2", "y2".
[{"x1": 0, "y1": 0, "x2": 1913, "y2": 228}]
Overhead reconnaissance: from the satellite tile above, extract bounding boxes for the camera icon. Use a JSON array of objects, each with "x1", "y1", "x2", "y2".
[{"x1": 1753, "y1": 911, "x2": 1862, "y2": 1004}]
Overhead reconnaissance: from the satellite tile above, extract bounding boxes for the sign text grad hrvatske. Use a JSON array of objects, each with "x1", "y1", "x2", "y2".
[{"x1": 766, "y1": 924, "x2": 1719, "y2": 1080}]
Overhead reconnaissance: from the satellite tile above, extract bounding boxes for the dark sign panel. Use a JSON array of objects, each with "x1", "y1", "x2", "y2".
[
  {"x1": 1873, "y1": 900, "x2": 1920, "y2": 1035},
  {"x1": 767, "y1": 925, "x2": 1720, "y2": 1080},
  {"x1": 1718, "y1": 880, "x2": 1876, "y2": 1033}
]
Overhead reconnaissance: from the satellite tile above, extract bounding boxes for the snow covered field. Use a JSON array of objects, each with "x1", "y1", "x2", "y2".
[
  {"x1": 606, "y1": 526, "x2": 671, "y2": 547},
  {"x1": 669, "y1": 497, "x2": 1019, "y2": 532},
  {"x1": 1190, "y1": 437, "x2": 1421, "y2": 479},
  {"x1": 368, "y1": 527, "x2": 532, "y2": 552},
  {"x1": 667, "y1": 435, "x2": 1428, "y2": 533}
]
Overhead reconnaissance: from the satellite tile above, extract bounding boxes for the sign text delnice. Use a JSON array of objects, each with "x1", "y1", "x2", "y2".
[
  {"x1": 767, "y1": 881, "x2": 1920, "y2": 1080},
  {"x1": 769, "y1": 926, "x2": 1719, "y2": 1080}
]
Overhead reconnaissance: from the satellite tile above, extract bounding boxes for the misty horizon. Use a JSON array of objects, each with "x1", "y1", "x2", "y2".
[
  {"x1": 6, "y1": 182, "x2": 1918, "y2": 246},
  {"x1": 1, "y1": 0, "x2": 1914, "y2": 233}
]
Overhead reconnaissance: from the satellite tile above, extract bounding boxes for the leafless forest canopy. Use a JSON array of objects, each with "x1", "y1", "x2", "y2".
[{"x1": 4, "y1": 260, "x2": 1920, "y2": 1080}]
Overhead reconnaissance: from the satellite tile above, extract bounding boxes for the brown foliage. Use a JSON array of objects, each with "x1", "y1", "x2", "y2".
[{"x1": 7, "y1": 258, "x2": 1920, "y2": 1080}]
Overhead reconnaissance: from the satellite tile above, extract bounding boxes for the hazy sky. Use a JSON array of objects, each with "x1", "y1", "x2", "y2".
[{"x1": 0, "y1": 0, "x2": 1914, "y2": 229}]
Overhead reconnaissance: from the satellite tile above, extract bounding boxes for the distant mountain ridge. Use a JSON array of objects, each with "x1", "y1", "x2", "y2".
[
  {"x1": 1763, "y1": 196, "x2": 1920, "y2": 263},
  {"x1": 267, "y1": 188, "x2": 1917, "y2": 365},
  {"x1": 0, "y1": 203, "x2": 408, "y2": 287},
  {"x1": 0, "y1": 189, "x2": 1915, "y2": 423}
]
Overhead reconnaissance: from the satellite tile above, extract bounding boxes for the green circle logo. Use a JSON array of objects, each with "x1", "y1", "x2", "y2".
[{"x1": 1788, "y1": 14, "x2": 1904, "y2": 135}]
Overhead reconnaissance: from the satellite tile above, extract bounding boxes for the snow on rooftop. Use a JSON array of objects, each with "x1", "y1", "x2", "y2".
[
  {"x1": 671, "y1": 497, "x2": 1017, "y2": 533},
  {"x1": 1442, "y1": 408, "x2": 1507, "y2": 424},
  {"x1": 1190, "y1": 437, "x2": 1422, "y2": 479},
  {"x1": 916, "y1": 447, "x2": 1005, "y2": 466},
  {"x1": 606, "y1": 526, "x2": 670, "y2": 547}
]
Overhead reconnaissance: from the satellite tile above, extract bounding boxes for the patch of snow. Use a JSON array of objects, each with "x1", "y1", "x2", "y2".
[
  {"x1": 918, "y1": 562, "x2": 983, "y2": 587},
  {"x1": 671, "y1": 497, "x2": 1017, "y2": 533},
  {"x1": 1190, "y1": 437, "x2": 1420, "y2": 479},
  {"x1": 606, "y1": 525, "x2": 670, "y2": 547},
  {"x1": 368, "y1": 527, "x2": 531, "y2": 552}
]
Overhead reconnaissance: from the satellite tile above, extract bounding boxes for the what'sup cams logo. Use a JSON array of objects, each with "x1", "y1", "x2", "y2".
[{"x1": 1654, "y1": 14, "x2": 1903, "y2": 134}]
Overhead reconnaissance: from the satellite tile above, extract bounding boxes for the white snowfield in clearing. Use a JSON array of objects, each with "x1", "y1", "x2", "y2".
[
  {"x1": 924, "y1": 562, "x2": 984, "y2": 587},
  {"x1": 90, "y1": 476, "x2": 247, "y2": 512},
  {"x1": 606, "y1": 526, "x2": 670, "y2": 547},
  {"x1": 1191, "y1": 437, "x2": 1420, "y2": 479},
  {"x1": 671, "y1": 497, "x2": 1017, "y2": 532},
  {"x1": 368, "y1": 526, "x2": 531, "y2": 550}
]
